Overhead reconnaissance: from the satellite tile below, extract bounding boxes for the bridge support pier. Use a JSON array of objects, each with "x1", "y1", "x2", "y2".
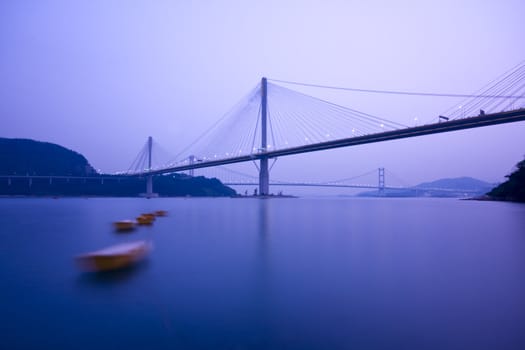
[
  {"x1": 141, "y1": 173, "x2": 158, "y2": 198},
  {"x1": 146, "y1": 175, "x2": 153, "y2": 196},
  {"x1": 189, "y1": 155, "x2": 195, "y2": 177},
  {"x1": 259, "y1": 157, "x2": 269, "y2": 196},
  {"x1": 259, "y1": 77, "x2": 270, "y2": 196}
]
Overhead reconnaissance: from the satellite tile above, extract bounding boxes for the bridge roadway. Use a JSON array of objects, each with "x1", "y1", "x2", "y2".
[
  {"x1": 0, "y1": 176, "x2": 384, "y2": 188},
  {"x1": 142, "y1": 108, "x2": 525, "y2": 176},
  {"x1": 0, "y1": 176, "x2": 483, "y2": 193},
  {"x1": 223, "y1": 182, "x2": 483, "y2": 193},
  {"x1": 224, "y1": 182, "x2": 399, "y2": 189}
]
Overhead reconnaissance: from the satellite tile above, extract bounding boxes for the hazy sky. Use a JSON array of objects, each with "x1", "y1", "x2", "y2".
[{"x1": 1, "y1": 0, "x2": 524, "y2": 192}]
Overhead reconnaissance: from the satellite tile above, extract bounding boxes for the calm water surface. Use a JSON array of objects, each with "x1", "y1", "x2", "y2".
[{"x1": 1, "y1": 197, "x2": 524, "y2": 349}]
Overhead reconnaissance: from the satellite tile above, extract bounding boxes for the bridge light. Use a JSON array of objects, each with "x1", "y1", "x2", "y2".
[
  {"x1": 325, "y1": 133, "x2": 330, "y2": 137},
  {"x1": 380, "y1": 124, "x2": 384, "y2": 128},
  {"x1": 352, "y1": 128, "x2": 356, "y2": 133},
  {"x1": 458, "y1": 105, "x2": 465, "y2": 118}
]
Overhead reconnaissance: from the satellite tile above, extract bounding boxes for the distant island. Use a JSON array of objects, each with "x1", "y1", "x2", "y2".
[
  {"x1": 0, "y1": 138, "x2": 236, "y2": 197},
  {"x1": 358, "y1": 177, "x2": 495, "y2": 198},
  {"x1": 486, "y1": 158, "x2": 525, "y2": 202}
]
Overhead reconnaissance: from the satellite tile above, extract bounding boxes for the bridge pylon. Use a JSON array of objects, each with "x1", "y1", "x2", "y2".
[
  {"x1": 259, "y1": 77, "x2": 270, "y2": 196},
  {"x1": 141, "y1": 136, "x2": 158, "y2": 198},
  {"x1": 189, "y1": 155, "x2": 196, "y2": 177}
]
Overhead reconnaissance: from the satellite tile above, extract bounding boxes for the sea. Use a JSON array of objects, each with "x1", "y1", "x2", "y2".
[{"x1": 1, "y1": 197, "x2": 524, "y2": 349}]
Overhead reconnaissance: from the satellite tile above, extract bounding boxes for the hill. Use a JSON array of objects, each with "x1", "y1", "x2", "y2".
[
  {"x1": 487, "y1": 158, "x2": 525, "y2": 202},
  {"x1": 0, "y1": 138, "x2": 96, "y2": 176},
  {"x1": 414, "y1": 177, "x2": 494, "y2": 192},
  {"x1": 0, "y1": 138, "x2": 236, "y2": 197},
  {"x1": 358, "y1": 176, "x2": 494, "y2": 198}
]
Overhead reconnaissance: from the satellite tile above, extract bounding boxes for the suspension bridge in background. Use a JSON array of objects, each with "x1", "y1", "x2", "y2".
[{"x1": 124, "y1": 62, "x2": 525, "y2": 196}]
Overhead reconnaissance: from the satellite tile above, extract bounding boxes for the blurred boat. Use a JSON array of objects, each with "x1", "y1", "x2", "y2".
[
  {"x1": 76, "y1": 241, "x2": 152, "y2": 272},
  {"x1": 154, "y1": 210, "x2": 167, "y2": 217},
  {"x1": 136, "y1": 214, "x2": 154, "y2": 225},
  {"x1": 141, "y1": 213, "x2": 156, "y2": 220},
  {"x1": 113, "y1": 220, "x2": 135, "y2": 232}
]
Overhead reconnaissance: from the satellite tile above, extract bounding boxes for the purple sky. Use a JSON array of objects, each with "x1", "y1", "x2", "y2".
[{"x1": 1, "y1": 0, "x2": 524, "y2": 192}]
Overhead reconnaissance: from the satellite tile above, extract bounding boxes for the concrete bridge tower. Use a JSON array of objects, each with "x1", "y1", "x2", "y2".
[
  {"x1": 143, "y1": 136, "x2": 158, "y2": 198},
  {"x1": 259, "y1": 77, "x2": 270, "y2": 196}
]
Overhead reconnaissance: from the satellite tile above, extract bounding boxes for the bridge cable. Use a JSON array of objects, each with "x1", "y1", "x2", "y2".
[
  {"x1": 436, "y1": 62, "x2": 525, "y2": 122},
  {"x1": 170, "y1": 84, "x2": 260, "y2": 162},
  {"x1": 268, "y1": 78, "x2": 525, "y2": 99}
]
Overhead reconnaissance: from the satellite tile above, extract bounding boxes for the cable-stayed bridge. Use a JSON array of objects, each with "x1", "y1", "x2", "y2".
[{"x1": 124, "y1": 63, "x2": 525, "y2": 196}]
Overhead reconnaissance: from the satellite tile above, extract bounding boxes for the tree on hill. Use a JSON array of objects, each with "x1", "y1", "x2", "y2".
[
  {"x1": 487, "y1": 157, "x2": 525, "y2": 202},
  {"x1": 0, "y1": 138, "x2": 96, "y2": 176}
]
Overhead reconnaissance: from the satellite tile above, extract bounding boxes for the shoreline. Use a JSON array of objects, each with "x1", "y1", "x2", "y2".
[{"x1": 462, "y1": 194, "x2": 525, "y2": 203}]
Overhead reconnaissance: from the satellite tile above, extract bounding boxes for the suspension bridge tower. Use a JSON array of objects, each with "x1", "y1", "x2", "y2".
[
  {"x1": 259, "y1": 77, "x2": 270, "y2": 196},
  {"x1": 378, "y1": 167, "x2": 385, "y2": 196}
]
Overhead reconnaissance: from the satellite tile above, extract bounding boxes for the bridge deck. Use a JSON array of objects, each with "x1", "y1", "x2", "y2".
[{"x1": 142, "y1": 108, "x2": 525, "y2": 175}]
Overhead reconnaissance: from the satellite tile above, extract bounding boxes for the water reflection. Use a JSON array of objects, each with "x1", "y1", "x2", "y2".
[
  {"x1": 75, "y1": 259, "x2": 150, "y2": 288},
  {"x1": 3, "y1": 198, "x2": 525, "y2": 349},
  {"x1": 258, "y1": 199, "x2": 269, "y2": 240},
  {"x1": 250, "y1": 200, "x2": 272, "y2": 343},
  {"x1": 255, "y1": 199, "x2": 270, "y2": 284}
]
